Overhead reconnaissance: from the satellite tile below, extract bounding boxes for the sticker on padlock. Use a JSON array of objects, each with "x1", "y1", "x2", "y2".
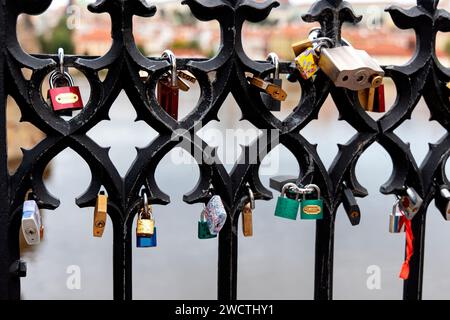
[
  {"x1": 274, "y1": 183, "x2": 300, "y2": 220},
  {"x1": 389, "y1": 202, "x2": 406, "y2": 233},
  {"x1": 21, "y1": 194, "x2": 42, "y2": 246},
  {"x1": 137, "y1": 228, "x2": 157, "y2": 248},
  {"x1": 203, "y1": 195, "x2": 227, "y2": 235},
  {"x1": 300, "y1": 184, "x2": 323, "y2": 220},
  {"x1": 398, "y1": 187, "x2": 423, "y2": 220},
  {"x1": 295, "y1": 47, "x2": 319, "y2": 80},
  {"x1": 93, "y1": 191, "x2": 108, "y2": 238}
]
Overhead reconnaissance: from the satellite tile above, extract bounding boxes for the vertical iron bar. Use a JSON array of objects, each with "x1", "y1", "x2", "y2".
[
  {"x1": 403, "y1": 208, "x2": 426, "y2": 300},
  {"x1": 314, "y1": 208, "x2": 334, "y2": 300},
  {"x1": 217, "y1": 217, "x2": 238, "y2": 300},
  {"x1": 0, "y1": 0, "x2": 11, "y2": 301},
  {"x1": 113, "y1": 217, "x2": 132, "y2": 300}
]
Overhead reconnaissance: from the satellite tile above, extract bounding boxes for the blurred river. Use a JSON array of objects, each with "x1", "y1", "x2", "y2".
[{"x1": 18, "y1": 76, "x2": 450, "y2": 300}]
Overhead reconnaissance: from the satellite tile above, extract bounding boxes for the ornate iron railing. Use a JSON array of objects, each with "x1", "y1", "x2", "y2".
[{"x1": 0, "y1": 0, "x2": 449, "y2": 300}]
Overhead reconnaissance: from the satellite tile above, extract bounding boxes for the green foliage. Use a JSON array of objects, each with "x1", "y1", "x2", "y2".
[
  {"x1": 445, "y1": 39, "x2": 450, "y2": 57},
  {"x1": 38, "y1": 16, "x2": 74, "y2": 54},
  {"x1": 172, "y1": 39, "x2": 200, "y2": 51}
]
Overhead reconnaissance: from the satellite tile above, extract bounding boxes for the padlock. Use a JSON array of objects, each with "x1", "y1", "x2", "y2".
[
  {"x1": 137, "y1": 228, "x2": 157, "y2": 248},
  {"x1": 295, "y1": 47, "x2": 320, "y2": 80},
  {"x1": 203, "y1": 195, "x2": 227, "y2": 235},
  {"x1": 274, "y1": 183, "x2": 300, "y2": 220},
  {"x1": 21, "y1": 192, "x2": 42, "y2": 245},
  {"x1": 435, "y1": 186, "x2": 450, "y2": 221},
  {"x1": 342, "y1": 187, "x2": 361, "y2": 226},
  {"x1": 300, "y1": 184, "x2": 323, "y2": 220},
  {"x1": 177, "y1": 70, "x2": 197, "y2": 84},
  {"x1": 198, "y1": 211, "x2": 217, "y2": 239},
  {"x1": 247, "y1": 76, "x2": 287, "y2": 102},
  {"x1": 47, "y1": 49, "x2": 83, "y2": 114},
  {"x1": 358, "y1": 77, "x2": 385, "y2": 112},
  {"x1": 157, "y1": 50, "x2": 179, "y2": 120},
  {"x1": 318, "y1": 45, "x2": 384, "y2": 91},
  {"x1": 389, "y1": 201, "x2": 406, "y2": 233},
  {"x1": 242, "y1": 186, "x2": 255, "y2": 237},
  {"x1": 242, "y1": 202, "x2": 253, "y2": 237},
  {"x1": 93, "y1": 191, "x2": 108, "y2": 238},
  {"x1": 136, "y1": 208, "x2": 155, "y2": 237},
  {"x1": 398, "y1": 187, "x2": 423, "y2": 220},
  {"x1": 261, "y1": 53, "x2": 285, "y2": 111}
]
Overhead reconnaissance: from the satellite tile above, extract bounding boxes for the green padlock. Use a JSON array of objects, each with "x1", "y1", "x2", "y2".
[
  {"x1": 300, "y1": 184, "x2": 323, "y2": 220},
  {"x1": 198, "y1": 211, "x2": 217, "y2": 239},
  {"x1": 274, "y1": 183, "x2": 300, "y2": 220}
]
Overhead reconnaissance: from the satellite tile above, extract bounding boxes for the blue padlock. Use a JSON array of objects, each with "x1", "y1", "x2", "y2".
[{"x1": 137, "y1": 228, "x2": 157, "y2": 248}]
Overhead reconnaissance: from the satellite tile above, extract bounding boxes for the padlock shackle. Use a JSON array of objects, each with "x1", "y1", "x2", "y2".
[
  {"x1": 162, "y1": 50, "x2": 177, "y2": 86},
  {"x1": 281, "y1": 182, "x2": 300, "y2": 200},
  {"x1": 304, "y1": 184, "x2": 321, "y2": 199},
  {"x1": 49, "y1": 70, "x2": 75, "y2": 89},
  {"x1": 58, "y1": 48, "x2": 64, "y2": 75},
  {"x1": 246, "y1": 184, "x2": 255, "y2": 210},
  {"x1": 266, "y1": 52, "x2": 280, "y2": 80},
  {"x1": 405, "y1": 187, "x2": 419, "y2": 205}
]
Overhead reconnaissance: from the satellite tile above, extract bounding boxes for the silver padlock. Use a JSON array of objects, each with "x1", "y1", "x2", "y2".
[
  {"x1": 389, "y1": 201, "x2": 405, "y2": 234},
  {"x1": 436, "y1": 186, "x2": 450, "y2": 221},
  {"x1": 318, "y1": 45, "x2": 384, "y2": 91},
  {"x1": 398, "y1": 187, "x2": 423, "y2": 220}
]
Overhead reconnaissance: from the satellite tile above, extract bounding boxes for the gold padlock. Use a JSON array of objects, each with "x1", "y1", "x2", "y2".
[
  {"x1": 242, "y1": 202, "x2": 253, "y2": 237},
  {"x1": 292, "y1": 39, "x2": 314, "y2": 57},
  {"x1": 136, "y1": 205, "x2": 155, "y2": 237},
  {"x1": 93, "y1": 191, "x2": 108, "y2": 238}
]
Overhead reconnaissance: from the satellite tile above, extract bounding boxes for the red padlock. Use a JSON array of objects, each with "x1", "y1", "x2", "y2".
[
  {"x1": 157, "y1": 50, "x2": 179, "y2": 120},
  {"x1": 47, "y1": 71, "x2": 83, "y2": 113}
]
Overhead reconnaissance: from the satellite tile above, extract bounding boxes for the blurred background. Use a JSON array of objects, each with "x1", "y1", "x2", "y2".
[{"x1": 7, "y1": 0, "x2": 450, "y2": 300}]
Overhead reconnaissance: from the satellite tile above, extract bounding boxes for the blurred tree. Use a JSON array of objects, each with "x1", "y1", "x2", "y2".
[
  {"x1": 38, "y1": 16, "x2": 74, "y2": 54},
  {"x1": 173, "y1": 9, "x2": 197, "y2": 26}
]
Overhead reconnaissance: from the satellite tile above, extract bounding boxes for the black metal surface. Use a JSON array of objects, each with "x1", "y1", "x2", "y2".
[{"x1": 0, "y1": 0, "x2": 448, "y2": 300}]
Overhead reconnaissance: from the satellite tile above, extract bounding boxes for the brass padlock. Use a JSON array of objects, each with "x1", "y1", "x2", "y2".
[
  {"x1": 318, "y1": 45, "x2": 384, "y2": 91},
  {"x1": 242, "y1": 186, "x2": 255, "y2": 237},
  {"x1": 247, "y1": 76, "x2": 287, "y2": 102},
  {"x1": 358, "y1": 76, "x2": 385, "y2": 112},
  {"x1": 242, "y1": 203, "x2": 253, "y2": 237},
  {"x1": 93, "y1": 191, "x2": 108, "y2": 238},
  {"x1": 136, "y1": 208, "x2": 155, "y2": 237}
]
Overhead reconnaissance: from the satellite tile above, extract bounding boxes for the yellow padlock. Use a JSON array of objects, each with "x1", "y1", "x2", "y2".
[{"x1": 295, "y1": 47, "x2": 319, "y2": 80}]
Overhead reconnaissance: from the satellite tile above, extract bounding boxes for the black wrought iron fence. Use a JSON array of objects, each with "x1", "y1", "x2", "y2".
[{"x1": 0, "y1": 0, "x2": 449, "y2": 300}]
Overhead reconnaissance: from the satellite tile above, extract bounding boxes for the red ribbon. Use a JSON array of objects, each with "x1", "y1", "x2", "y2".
[{"x1": 398, "y1": 212, "x2": 414, "y2": 280}]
